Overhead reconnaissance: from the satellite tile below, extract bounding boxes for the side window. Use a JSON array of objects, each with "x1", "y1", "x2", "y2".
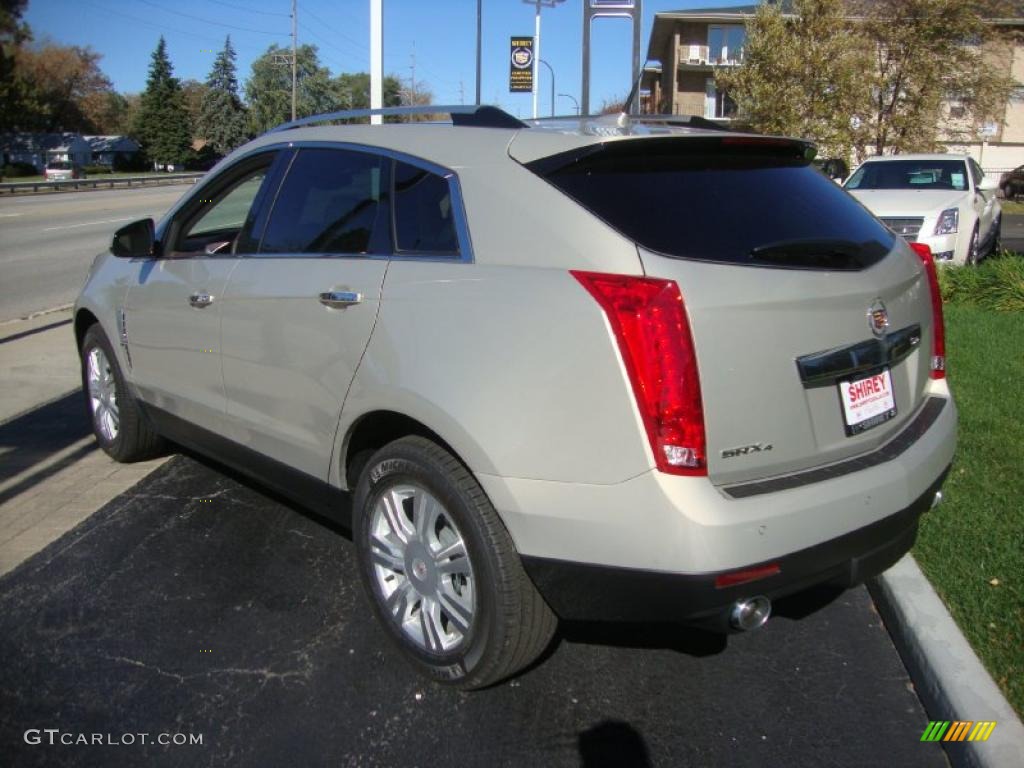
[
  {"x1": 393, "y1": 161, "x2": 459, "y2": 255},
  {"x1": 259, "y1": 148, "x2": 388, "y2": 256},
  {"x1": 172, "y1": 154, "x2": 277, "y2": 256}
]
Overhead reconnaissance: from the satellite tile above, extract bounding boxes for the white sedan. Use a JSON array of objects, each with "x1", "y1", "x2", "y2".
[{"x1": 844, "y1": 153, "x2": 1001, "y2": 265}]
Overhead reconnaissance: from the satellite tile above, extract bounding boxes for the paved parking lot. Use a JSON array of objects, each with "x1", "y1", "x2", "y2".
[{"x1": 1, "y1": 443, "x2": 948, "y2": 767}]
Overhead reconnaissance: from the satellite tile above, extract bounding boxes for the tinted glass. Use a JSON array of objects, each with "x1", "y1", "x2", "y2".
[
  {"x1": 846, "y1": 160, "x2": 969, "y2": 191},
  {"x1": 393, "y1": 161, "x2": 459, "y2": 254},
  {"x1": 528, "y1": 138, "x2": 895, "y2": 268},
  {"x1": 261, "y1": 148, "x2": 387, "y2": 255}
]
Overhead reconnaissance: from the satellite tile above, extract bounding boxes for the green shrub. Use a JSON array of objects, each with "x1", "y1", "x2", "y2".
[
  {"x1": 938, "y1": 252, "x2": 1024, "y2": 312},
  {"x1": 2, "y1": 162, "x2": 39, "y2": 178},
  {"x1": 83, "y1": 165, "x2": 112, "y2": 175}
]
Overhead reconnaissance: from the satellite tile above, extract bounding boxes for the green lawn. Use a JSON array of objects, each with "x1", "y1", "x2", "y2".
[{"x1": 913, "y1": 304, "x2": 1024, "y2": 716}]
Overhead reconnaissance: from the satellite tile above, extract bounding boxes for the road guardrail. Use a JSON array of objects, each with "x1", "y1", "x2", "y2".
[{"x1": 0, "y1": 173, "x2": 204, "y2": 195}]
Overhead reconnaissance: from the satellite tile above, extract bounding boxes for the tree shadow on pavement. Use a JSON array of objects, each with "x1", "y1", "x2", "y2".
[{"x1": 0, "y1": 390, "x2": 95, "y2": 504}]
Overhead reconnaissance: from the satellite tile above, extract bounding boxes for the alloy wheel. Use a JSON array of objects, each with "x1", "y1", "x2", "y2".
[
  {"x1": 87, "y1": 346, "x2": 119, "y2": 441},
  {"x1": 368, "y1": 483, "x2": 475, "y2": 654}
]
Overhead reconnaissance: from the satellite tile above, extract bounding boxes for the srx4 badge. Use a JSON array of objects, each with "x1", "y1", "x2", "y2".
[{"x1": 722, "y1": 442, "x2": 773, "y2": 459}]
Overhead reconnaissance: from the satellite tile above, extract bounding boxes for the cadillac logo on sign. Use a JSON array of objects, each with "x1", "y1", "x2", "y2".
[{"x1": 867, "y1": 299, "x2": 889, "y2": 338}]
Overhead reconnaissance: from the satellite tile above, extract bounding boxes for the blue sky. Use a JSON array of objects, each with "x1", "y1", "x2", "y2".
[{"x1": 25, "y1": 0, "x2": 754, "y2": 117}]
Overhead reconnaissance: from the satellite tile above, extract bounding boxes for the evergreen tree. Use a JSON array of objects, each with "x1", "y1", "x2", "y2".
[
  {"x1": 132, "y1": 37, "x2": 191, "y2": 167},
  {"x1": 197, "y1": 36, "x2": 248, "y2": 155}
]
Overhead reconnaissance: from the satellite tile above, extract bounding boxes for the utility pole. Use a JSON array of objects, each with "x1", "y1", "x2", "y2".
[
  {"x1": 370, "y1": 0, "x2": 382, "y2": 124},
  {"x1": 475, "y1": 0, "x2": 482, "y2": 105},
  {"x1": 291, "y1": 0, "x2": 297, "y2": 121}
]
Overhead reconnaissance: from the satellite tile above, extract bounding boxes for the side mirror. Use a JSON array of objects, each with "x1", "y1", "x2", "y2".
[
  {"x1": 111, "y1": 218, "x2": 155, "y2": 258},
  {"x1": 977, "y1": 176, "x2": 999, "y2": 192}
]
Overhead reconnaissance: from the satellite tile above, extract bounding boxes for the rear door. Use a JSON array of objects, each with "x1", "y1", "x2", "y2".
[
  {"x1": 524, "y1": 136, "x2": 935, "y2": 485},
  {"x1": 219, "y1": 147, "x2": 390, "y2": 478}
]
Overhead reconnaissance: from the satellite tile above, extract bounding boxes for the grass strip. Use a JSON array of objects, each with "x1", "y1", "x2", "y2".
[{"x1": 914, "y1": 304, "x2": 1024, "y2": 716}]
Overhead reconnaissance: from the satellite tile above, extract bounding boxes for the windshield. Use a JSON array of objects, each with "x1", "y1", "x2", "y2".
[
  {"x1": 845, "y1": 160, "x2": 969, "y2": 192},
  {"x1": 47, "y1": 161, "x2": 71, "y2": 170}
]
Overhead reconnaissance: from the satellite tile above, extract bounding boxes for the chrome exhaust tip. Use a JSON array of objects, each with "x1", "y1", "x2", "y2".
[
  {"x1": 931, "y1": 491, "x2": 943, "y2": 509},
  {"x1": 729, "y1": 596, "x2": 772, "y2": 632}
]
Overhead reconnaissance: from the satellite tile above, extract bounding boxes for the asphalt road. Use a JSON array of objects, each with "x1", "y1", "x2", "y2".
[
  {"x1": 0, "y1": 186, "x2": 188, "y2": 323},
  {"x1": 0, "y1": 398, "x2": 949, "y2": 768}
]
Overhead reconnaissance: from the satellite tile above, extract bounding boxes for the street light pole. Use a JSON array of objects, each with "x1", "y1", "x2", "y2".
[
  {"x1": 558, "y1": 92, "x2": 579, "y2": 115},
  {"x1": 539, "y1": 59, "x2": 555, "y2": 117},
  {"x1": 523, "y1": 0, "x2": 564, "y2": 120}
]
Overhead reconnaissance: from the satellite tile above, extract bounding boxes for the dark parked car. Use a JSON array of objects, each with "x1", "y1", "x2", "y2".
[{"x1": 1000, "y1": 165, "x2": 1024, "y2": 200}]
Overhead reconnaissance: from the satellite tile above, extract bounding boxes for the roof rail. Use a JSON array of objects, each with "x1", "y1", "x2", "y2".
[{"x1": 270, "y1": 104, "x2": 528, "y2": 133}]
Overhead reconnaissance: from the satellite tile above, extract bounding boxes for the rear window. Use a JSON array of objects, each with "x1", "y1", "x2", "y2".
[{"x1": 527, "y1": 138, "x2": 895, "y2": 269}]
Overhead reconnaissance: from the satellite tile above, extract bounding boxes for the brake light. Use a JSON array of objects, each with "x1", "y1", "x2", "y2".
[
  {"x1": 909, "y1": 243, "x2": 946, "y2": 379},
  {"x1": 571, "y1": 271, "x2": 706, "y2": 475}
]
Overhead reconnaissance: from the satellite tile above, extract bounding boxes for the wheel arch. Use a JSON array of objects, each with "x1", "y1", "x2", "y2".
[
  {"x1": 341, "y1": 409, "x2": 467, "y2": 491},
  {"x1": 74, "y1": 307, "x2": 100, "y2": 351}
]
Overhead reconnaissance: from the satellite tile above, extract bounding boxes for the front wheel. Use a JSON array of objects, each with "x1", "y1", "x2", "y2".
[
  {"x1": 80, "y1": 325, "x2": 164, "y2": 462},
  {"x1": 966, "y1": 226, "x2": 980, "y2": 266},
  {"x1": 353, "y1": 436, "x2": 556, "y2": 688}
]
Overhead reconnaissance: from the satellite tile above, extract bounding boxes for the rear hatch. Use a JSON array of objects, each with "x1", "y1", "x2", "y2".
[{"x1": 519, "y1": 134, "x2": 935, "y2": 485}]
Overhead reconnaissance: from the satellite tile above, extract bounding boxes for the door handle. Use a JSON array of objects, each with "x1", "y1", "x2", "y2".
[
  {"x1": 189, "y1": 292, "x2": 214, "y2": 308},
  {"x1": 319, "y1": 291, "x2": 362, "y2": 309}
]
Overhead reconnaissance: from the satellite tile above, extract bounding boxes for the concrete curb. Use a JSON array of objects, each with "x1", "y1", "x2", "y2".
[{"x1": 869, "y1": 555, "x2": 1024, "y2": 768}]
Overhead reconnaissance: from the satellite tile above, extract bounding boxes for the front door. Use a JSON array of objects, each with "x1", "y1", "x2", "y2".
[
  {"x1": 219, "y1": 147, "x2": 390, "y2": 478},
  {"x1": 124, "y1": 152, "x2": 280, "y2": 428}
]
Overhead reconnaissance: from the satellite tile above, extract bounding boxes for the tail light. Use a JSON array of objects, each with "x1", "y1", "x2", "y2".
[
  {"x1": 571, "y1": 271, "x2": 706, "y2": 475},
  {"x1": 909, "y1": 243, "x2": 946, "y2": 379}
]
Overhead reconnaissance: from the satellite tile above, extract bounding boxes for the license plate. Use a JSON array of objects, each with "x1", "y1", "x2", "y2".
[{"x1": 839, "y1": 368, "x2": 896, "y2": 436}]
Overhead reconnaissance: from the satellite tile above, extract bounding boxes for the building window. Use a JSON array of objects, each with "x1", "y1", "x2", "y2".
[
  {"x1": 705, "y1": 79, "x2": 737, "y2": 119},
  {"x1": 708, "y1": 24, "x2": 745, "y2": 65}
]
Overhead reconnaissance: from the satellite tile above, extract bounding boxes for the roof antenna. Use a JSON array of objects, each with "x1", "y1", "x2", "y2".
[{"x1": 620, "y1": 58, "x2": 649, "y2": 126}]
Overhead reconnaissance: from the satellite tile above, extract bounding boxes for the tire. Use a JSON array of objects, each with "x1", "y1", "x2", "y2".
[
  {"x1": 80, "y1": 324, "x2": 164, "y2": 462},
  {"x1": 966, "y1": 225, "x2": 980, "y2": 266},
  {"x1": 989, "y1": 218, "x2": 1002, "y2": 258},
  {"x1": 353, "y1": 436, "x2": 556, "y2": 689}
]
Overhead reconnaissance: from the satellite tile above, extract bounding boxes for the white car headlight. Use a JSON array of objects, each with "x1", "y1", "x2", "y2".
[{"x1": 934, "y1": 208, "x2": 959, "y2": 235}]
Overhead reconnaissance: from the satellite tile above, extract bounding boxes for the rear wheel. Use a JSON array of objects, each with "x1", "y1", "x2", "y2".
[
  {"x1": 353, "y1": 436, "x2": 556, "y2": 688},
  {"x1": 80, "y1": 325, "x2": 164, "y2": 462},
  {"x1": 966, "y1": 226, "x2": 980, "y2": 266}
]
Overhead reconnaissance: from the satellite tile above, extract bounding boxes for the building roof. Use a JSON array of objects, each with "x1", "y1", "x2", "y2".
[
  {"x1": 85, "y1": 135, "x2": 139, "y2": 153},
  {"x1": 0, "y1": 132, "x2": 89, "y2": 154}
]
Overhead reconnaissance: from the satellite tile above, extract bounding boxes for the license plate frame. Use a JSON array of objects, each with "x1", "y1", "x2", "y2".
[{"x1": 838, "y1": 367, "x2": 897, "y2": 436}]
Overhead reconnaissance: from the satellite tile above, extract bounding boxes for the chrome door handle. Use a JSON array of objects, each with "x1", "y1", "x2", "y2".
[
  {"x1": 319, "y1": 291, "x2": 362, "y2": 308},
  {"x1": 189, "y1": 292, "x2": 214, "y2": 308}
]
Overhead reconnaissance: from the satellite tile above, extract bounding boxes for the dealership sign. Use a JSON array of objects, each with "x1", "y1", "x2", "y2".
[{"x1": 509, "y1": 37, "x2": 534, "y2": 93}]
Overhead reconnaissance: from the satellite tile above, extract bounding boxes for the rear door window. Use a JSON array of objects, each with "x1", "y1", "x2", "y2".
[
  {"x1": 393, "y1": 161, "x2": 459, "y2": 255},
  {"x1": 260, "y1": 148, "x2": 389, "y2": 256},
  {"x1": 528, "y1": 137, "x2": 895, "y2": 270}
]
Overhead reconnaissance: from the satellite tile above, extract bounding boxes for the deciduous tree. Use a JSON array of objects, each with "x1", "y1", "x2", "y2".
[
  {"x1": 851, "y1": 0, "x2": 1016, "y2": 155},
  {"x1": 196, "y1": 36, "x2": 248, "y2": 155},
  {"x1": 15, "y1": 43, "x2": 114, "y2": 132},
  {"x1": 245, "y1": 44, "x2": 334, "y2": 133},
  {"x1": 0, "y1": 0, "x2": 31, "y2": 132},
  {"x1": 715, "y1": 0, "x2": 871, "y2": 159}
]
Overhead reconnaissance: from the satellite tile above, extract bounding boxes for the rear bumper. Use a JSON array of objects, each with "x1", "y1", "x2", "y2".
[{"x1": 521, "y1": 468, "x2": 947, "y2": 627}]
